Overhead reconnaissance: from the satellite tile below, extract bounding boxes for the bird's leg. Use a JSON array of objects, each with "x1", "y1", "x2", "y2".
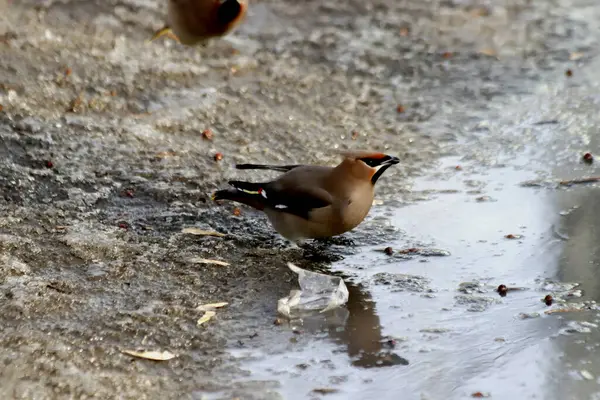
[{"x1": 149, "y1": 26, "x2": 181, "y2": 43}]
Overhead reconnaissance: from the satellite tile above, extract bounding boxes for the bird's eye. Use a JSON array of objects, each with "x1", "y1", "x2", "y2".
[{"x1": 360, "y1": 158, "x2": 379, "y2": 167}]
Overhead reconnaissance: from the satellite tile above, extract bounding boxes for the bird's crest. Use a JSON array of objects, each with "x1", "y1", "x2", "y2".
[{"x1": 337, "y1": 150, "x2": 388, "y2": 160}]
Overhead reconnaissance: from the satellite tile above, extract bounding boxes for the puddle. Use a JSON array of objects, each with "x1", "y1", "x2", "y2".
[
  {"x1": 227, "y1": 160, "x2": 572, "y2": 399},
  {"x1": 219, "y1": 2, "x2": 600, "y2": 396}
]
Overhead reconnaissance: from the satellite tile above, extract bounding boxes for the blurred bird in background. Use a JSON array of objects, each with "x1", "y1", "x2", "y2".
[{"x1": 151, "y1": 0, "x2": 248, "y2": 45}]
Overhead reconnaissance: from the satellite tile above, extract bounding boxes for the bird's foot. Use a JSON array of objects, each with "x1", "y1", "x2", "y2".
[{"x1": 313, "y1": 236, "x2": 357, "y2": 247}]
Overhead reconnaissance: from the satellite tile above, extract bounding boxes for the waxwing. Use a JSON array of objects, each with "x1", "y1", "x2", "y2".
[
  {"x1": 151, "y1": 0, "x2": 247, "y2": 45},
  {"x1": 212, "y1": 151, "x2": 400, "y2": 241}
]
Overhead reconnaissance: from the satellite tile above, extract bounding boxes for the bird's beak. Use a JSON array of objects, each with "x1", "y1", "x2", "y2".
[{"x1": 381, "y1": 156, "x2": 400, "y2": 167}]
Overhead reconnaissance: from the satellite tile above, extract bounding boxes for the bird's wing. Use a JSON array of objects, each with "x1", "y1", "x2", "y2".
[
  {"x1": 235, "y1": 163, "x2": 302, "y2": 173},
  {"x1": 228, "y1": 180, "x2": 332, "y2": 220}
]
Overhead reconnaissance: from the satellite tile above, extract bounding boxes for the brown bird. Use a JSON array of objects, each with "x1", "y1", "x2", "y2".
[
  {"x1": 212, "y1": 151, "x2": 400, "y2": 241},
  {"x1": 151, "y1": 0, "x2": 248, "y2": 46}
]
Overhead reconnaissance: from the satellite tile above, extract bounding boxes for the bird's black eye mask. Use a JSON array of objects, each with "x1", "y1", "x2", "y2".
[
  {"x1": 359, "y1": 155, "x2": 393, "y2": 168},
  {"x1": 217, "y1": 0, "x2": 242, "y2": 25}
]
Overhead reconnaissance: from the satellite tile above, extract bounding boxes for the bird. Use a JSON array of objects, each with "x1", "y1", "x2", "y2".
[
  {"x1": 212, "y1": 151, "x2": 400, "y2": 241},
  {"x1": 150, "y1": 0, "x2": 248, "y2": 46}
]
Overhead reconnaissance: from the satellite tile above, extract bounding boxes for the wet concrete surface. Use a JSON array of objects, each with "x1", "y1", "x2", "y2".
[{"x1": 2, "y1": 0, "x2": 600, "y2": 399}]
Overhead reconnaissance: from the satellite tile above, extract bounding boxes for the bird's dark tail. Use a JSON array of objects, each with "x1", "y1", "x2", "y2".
[
  {"x1": 235, "y1": 163, "x2": 300, "y2": 173},
  {"x1": 212, "y1": 181, "x2": 269, "y2": 210}
]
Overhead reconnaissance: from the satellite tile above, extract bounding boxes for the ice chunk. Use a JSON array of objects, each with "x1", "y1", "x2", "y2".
[{"x1": 277, "y1": 263, "x2": 349, "y2": 318}]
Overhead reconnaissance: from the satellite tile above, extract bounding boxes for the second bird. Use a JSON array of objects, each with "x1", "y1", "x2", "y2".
[
  {"x1": 213, "y1": 151, "x2": 400, "y2": 241},
  {"x1": 152, "y1": 0, "x2": 248, "y2": 45}
]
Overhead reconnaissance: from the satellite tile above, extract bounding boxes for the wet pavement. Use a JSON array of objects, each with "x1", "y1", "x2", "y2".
[{"x1": 2, "y1": 0, "x2": 600, "y2": 399}]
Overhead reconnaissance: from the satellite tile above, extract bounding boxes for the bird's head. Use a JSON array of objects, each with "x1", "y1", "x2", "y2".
[{"x1": 340, "y1": 151, "x2": 400, "y2": 184}]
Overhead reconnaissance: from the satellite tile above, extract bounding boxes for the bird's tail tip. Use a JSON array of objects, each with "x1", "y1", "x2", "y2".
[{"x1": 211, "y1": 189, "x2": 230, "y2": 202}]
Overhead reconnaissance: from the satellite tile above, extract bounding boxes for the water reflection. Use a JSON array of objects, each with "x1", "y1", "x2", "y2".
[{"x1": 328, "y1": 282, "x2": 409, "y2": 368}]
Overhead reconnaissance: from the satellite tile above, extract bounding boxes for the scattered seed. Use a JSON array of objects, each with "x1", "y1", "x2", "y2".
[
  {"x1": 197, "y1": 310, "x2": 216, "y2": 326},
  {"x1": 201, "y1": 129, "x2": 213, "y2": 140},
  {"x1": 455, "y1": 165, "x2": 462, "y2": 170},
  {"x1": 384, "y1": 246, "x2": 394, "y2": 256},
  {"x1": 396, "y1": 104, "x2": 405, "y2": 113},
  {"x1": 583, "y1": 152, "x2": 593, "y2": 164},
  {"x1": 544, "y1": 295, "x2": 553, "y2": 306},
  {"x1": 471, "y1": 392, "x2": 489, "y2": 398},
  {"x1": 497, "y1": 284, "x2": 508, "y2": 297},
  {"x1": 118, "y1": 222, "x2": 128, "y2": 230},
  {"x1": 65, "y1": 67, "x2": 72, "y2": 76},
  {"x1": 123, "y1": 189, "x2": 134, "y2": 198},
  {"x1": 214, "y1": 152, "x2": 223, "y2": 161},
  {"x1": 45, "y1": 160, "x2": 54, "y2": 169},
  {"x1": 121, "y1": 350, "x2": 176, "y2": 361},
  {"x1": 399, "y1": 27, "x2": 409, "y2": 36},
  {"x1": 232, "y1": 207, "x2": 241, "y2": 216},
  {"x1": 566, "y1": 69, "x2": 573, "y2": 77},
  {"x1": 442, "y1": 51, "x2": 453, "y2": 59},
  {"x1": 0, "y1": 104, "x2": 3, "y2": 112}
]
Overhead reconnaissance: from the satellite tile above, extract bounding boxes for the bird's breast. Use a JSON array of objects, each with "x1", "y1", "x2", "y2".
[{"x1": 337, "y1": 189, "x2": 374, "y2": 231}]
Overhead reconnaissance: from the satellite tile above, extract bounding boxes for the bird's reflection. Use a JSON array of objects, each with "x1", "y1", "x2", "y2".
[
  {"x1": 333, "y1": 281, "x2": 409, "y2": 368},
  {"x1": 288, "y1": 266, "x2": 409, "y2": 368}
]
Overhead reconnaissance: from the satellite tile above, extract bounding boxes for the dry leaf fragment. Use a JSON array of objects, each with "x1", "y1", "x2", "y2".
[
  {"x1": 197, "y1": 302, "x2": 228, "y2": 311},
  {"x1": 189, "y1": 258, "x2": 230, "y2": 267},
  {"x1": 197, "y1": 310, "x2": 216, "y2": 326},
  {"x1": 569, "y1": 52, "x2": 584, "y2": 61},
  {"x1": 155, "y1": 151, "x2": 176, "y2": 159},
  {"x1": 479, "y1": 48, "x2": 497, "y2": 57},
  {"x1": 544, "y1": 307, "x2": 584, "y2": 315},
  {"x1": 121, "y1": 349, "x2": 176, "y2": 361},
  {"x1": 181, "y1": 227, "x2": 225, "y2": 237}
]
